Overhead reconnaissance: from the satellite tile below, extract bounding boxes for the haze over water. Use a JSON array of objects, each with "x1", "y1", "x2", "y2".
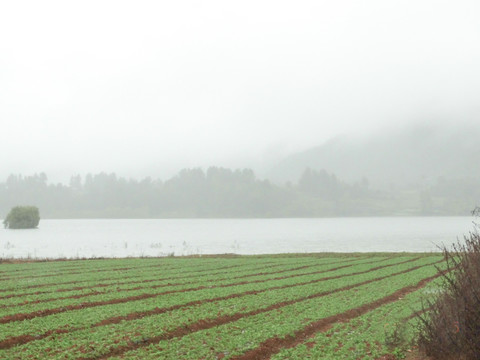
[{"x1": 1, "y1": 217, "x2": 473, "y2": 259}]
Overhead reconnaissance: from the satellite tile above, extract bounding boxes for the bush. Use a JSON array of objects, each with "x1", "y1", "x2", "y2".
[
  {"x1": 3, "y1": 206, "x2": 40, "y2": 229},
  {"x1": 416, "y1": 208, "x2": 480, "y2": 359}
]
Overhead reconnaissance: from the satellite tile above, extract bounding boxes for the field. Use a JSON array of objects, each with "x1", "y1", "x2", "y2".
[{"x1": 0, "y1": 254, "x2": 445, "y2": 359}]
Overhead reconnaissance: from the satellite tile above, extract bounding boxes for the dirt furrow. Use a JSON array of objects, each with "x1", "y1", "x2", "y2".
[
  {"x1": 0, "y1": 261, "x2": 296, "y2": 301},
  {"x1": 0, "y1": 265, "x2": 170, "y2": 282},
  {"x1": 72, "y1": 260, "x2": 443, "y2": 360},
  {"x1": 0, "y1": 260, "x2": 278, "y2": 294},
  {"x1": 0, "y1": 258, "x2": 419, "y2": 350},
  {"x1": 0, "y1": 264, "x2": 315, "y2": 308},
  {"x1": 0, "y1": 258, "x2": 238, "y2": 281},
  {"x1": 0, "y1": 257, "x2": 398, "y2": 323},
  {"x1": 0, "y1": 256, "x2": 362, "y2": 301},
  {"x1": 0, "y1": 258, "x2": 251, "y2": 282},
  {"x1": 233, "y1": 256, "x2": 388, "y2": 280},
  {"x1": 89, "y1": 256, "x2": 397, "y2": 327},
  {"x1": 0, "y1": 264, "x2": 100, "y2": 276},
  {"x1": 0, "y1": 328, "x2": 77, "y2": 351},
  {"x1": 0, "y1": 259, "x2": 310, "y2": 301},
  {"x1": 230, "y1": 270, "x2": 448, "y2": 360}
]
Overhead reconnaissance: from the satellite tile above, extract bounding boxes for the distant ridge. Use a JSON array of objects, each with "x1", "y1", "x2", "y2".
[{"x1": 267, "y1": 122, "x2": 480, "y2": 189}]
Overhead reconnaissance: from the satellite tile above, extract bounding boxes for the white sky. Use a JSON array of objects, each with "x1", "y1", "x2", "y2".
[{"x1": 1, "y1": 0, "x2": 480, "y2": 183}]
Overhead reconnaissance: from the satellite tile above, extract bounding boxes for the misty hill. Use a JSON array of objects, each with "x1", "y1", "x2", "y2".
[
  {"x1": 3, "y1": 130, "x2": 480, "y2": 218},
  {"x1": 267, "y1": 123, "x2": 480, "y2": 189}
]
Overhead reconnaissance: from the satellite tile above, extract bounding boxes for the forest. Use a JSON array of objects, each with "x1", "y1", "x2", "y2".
[{"x1": 0, "y1": 167, "x2": 477, "y2": 218}]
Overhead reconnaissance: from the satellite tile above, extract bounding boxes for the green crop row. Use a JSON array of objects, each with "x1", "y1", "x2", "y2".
[
  {"x1": 0, "y1": 256, "x2": 362, "y2": 314},
  {"x1": 0, "y1": 254, "x2": 443, "y2": 360},
  {"x1": 0, "y1": 257, "x2": 283, "y2": 290},
  {"x1": 0, "y1": 254, "x2": 345, "y2": 295},
  {"x1": 0, "y1": 255, "x2": 393, "y2": 344},
  {"x1": 0, "y1": 257, "x2": 320, "y2": 305},
  {"x1": 108, "y1": 260, "x2": 444, "y2": 359},
  {"x1": 271, "y1": 277, "x2": 445, "y2": 359},
  {"x1": 0, "y1": 256, "x2": 439, "y2": 359}
]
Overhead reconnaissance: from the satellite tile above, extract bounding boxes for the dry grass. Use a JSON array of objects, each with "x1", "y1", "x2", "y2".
[{"x1": 417, "y1": 209, "x2": 480, "y2": 360}]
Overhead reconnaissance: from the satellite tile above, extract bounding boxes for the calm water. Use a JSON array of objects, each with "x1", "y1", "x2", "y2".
[{"x1": 0, "y1": 217, "x2": 475, "y2": 259}]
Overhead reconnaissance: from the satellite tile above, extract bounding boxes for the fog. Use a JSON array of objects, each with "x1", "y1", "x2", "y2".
[
  {"x1": 268, "y1": 120, "x2": 480, "y2": 188},
  {"x1": 1, "y1": 0, "x2": 480, "y2": 184}
]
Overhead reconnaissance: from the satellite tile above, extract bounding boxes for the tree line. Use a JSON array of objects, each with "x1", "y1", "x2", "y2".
[{"x1": 0, "y1": 167, "x2": 476, "y2": 218}]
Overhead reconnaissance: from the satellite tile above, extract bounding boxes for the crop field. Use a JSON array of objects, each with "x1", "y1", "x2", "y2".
[{"x1": 0, "y1": 253, "x2": 446, "y2": 359}]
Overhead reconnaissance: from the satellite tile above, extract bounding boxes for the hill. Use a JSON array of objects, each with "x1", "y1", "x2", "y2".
[{"x1": 267, "y1": 122, "x2": 480, "y2": 190}]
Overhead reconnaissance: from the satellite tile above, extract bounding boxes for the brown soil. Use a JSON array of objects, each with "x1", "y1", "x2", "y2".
[
  {"x1": 0, "y1": 256, "x2": 272, "y2": 282},
  {"x1": 375, "y1": 349, "x2": 433, "y2": 360},
  {"x1": 0, "y1": 259, "x2": 313, "y2": 304},
  {"x1": 404, "y1": 350, "x2": 434, "y2": 360},
  {"x1": 0, "y1": 261, "x2": 275, "y2": 294},
  {"x1": 0, "y1": 264, "x2": 94, "y2": 276},
  {"x1": 90, "y1": 257, "x2": 410, "y2": 327},
  {"x1": 0, "y1": 259, "x2": 247, "y2": 285},
  {"x1": 0, "y1": 257, "x2": 365, "y2": 307},
  {"x1": 0, "y1": 328, "x2": 74, "y2": 351},
  {"x1": 0, "y1": 260, "x2": 433, "y2": 351},
  {"x1": 74, "y1": 261, "x2": 443, "y2": 360},
  {"x1": 0, "y1": 291, "x2": 108, "y2": 308},
  {"x1": 0, "y1": 256, "x2": 413, "y2": 325},
  {"x1": 230, "y1": 270, "x2": 447, "y2": 360}
]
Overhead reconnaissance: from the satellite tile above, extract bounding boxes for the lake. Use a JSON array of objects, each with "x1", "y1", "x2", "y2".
[{"x1": 0, "y1": 217, "x2": 475, "y2": 259}]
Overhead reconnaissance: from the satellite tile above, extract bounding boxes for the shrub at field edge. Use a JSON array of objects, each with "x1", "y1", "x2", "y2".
[{"x1": 416, "y1": 208, "x2": 480, "y2": 360}]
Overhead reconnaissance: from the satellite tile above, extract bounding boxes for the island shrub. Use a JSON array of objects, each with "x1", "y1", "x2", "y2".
[
  {"x1": 3, "y1": 206, "x2": 40, "y2": 229},
  {"x1": 417, "y1": 209, "x2": 480, "y2": 359}
]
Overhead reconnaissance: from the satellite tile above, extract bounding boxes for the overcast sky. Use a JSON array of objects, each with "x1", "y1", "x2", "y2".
[{"x1": 1, "y1": 0, "x2": 480, "y2": 183}]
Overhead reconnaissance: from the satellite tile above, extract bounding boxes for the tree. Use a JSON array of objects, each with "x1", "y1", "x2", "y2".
[{"x1": 3, "y1": 206, "x2": 40, "y2": 229}]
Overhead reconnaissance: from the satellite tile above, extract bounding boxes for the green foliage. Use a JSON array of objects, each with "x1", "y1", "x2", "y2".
[
  {"x1": 0, "y1": 254, "x2": 443, "y2": 359},
  {"x1": 3, "y1": 206, "x2": 40, "y2": 229},
  {"x1": 384, "y1": 321, "x2": 409, "y2": 356},
  {"x1": 0, "y1": 169, "x2": 475, "y2": 218}
]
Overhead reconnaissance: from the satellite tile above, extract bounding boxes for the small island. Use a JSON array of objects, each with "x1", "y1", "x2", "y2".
[{"x1": 3, "y1": 206, "x2": 40, "y2": 229}]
